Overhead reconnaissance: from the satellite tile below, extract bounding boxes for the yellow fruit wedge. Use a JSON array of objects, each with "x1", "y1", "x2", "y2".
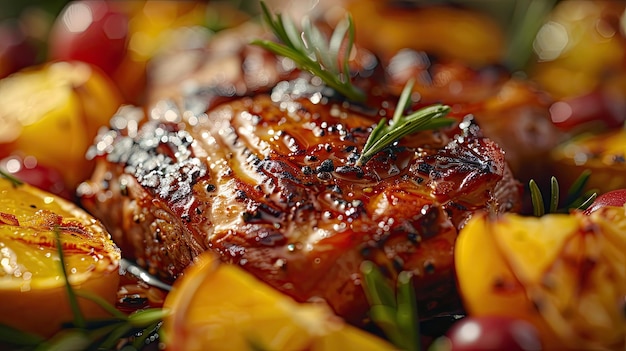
[
  {"x1": 0, "y1": 61, "x2": 123, "y2": 188},
  {"x1": 455, "y1": 211, "x2": 626, "y2": 350},
  {"x1": 163, "y1": 252, "x2": 396, "y2": 351},
  {"x1": 0, "y1": 176, "x2": 121, "y2": 338},
  {"x1": 551, "y1": 129, "x2": 626, "y2": 194}
]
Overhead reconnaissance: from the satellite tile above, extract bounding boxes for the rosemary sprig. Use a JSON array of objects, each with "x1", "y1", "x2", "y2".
[
  {"x1": 356, "y1": 79, "x2": 453, "y2": 166},
  {"x1": 529, "y1": 170, "x2": 597, "y2": 216},
  {"x1": 360, "y1": 260, "x2": 421, "y2": 351},
  {"x1": 251, "y1": 1, "x2": 366, "y2": 102}
]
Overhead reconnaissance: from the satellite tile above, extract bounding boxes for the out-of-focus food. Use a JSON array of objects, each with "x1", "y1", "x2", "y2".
[
  {"x1": 547, "y1": 88, "x2": 626, "y2": 132},
  {"x1": 0, "y1": 154, "x2": 71, "y2": 198},
  {"x1": 441, "y1": 315, "x2": 542, "y2": 351},
  {"x1": 454, "y1": 209, "x2": 626, "y2": 350},
  {"x1": 0, "y1": 19, "x2": 38, "y2": 79},
  {"x1": 163, "y1": 251, "x2": 396, "y2": 351},
  {"x1": 0, "y1": 60, "x2": 123, "y2": 190},
  {"x1": 530, "y1": 0, "x2": 626, "y2": 135},
  {"x1": 460, "y1": 78, "x2": 562, "y2": 184},
  {"x1": 109, "y1": 0, "x2": 210, "y2": 104},
  {"x1": 530, "y1": 0, "x2": 626, "y2": 100},
  {"x1": 0, "y1": 176, "x2": 121, "y2": 338},
  {"x1": 145, "y1": 20, "x2": 285, "y2": 107},
  {"x1": 48, "y1": 0, "x2": 129, "y2": 78},
  {"x1": 551, "y1": 128, "x2": 626, "y2": 194},
  {"x1": 46, "y1": 0, "x2": 211, "y2": 105},
  {"x1": 344, "y1": 0, "x2": 505, "y2": 66}
]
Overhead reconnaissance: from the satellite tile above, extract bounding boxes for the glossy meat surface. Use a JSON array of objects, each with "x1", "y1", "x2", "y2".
[{"x1": 79, "y1": 77, "x2": 521, "y2": 324}]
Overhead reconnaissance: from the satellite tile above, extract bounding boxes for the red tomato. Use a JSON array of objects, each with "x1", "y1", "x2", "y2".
[
  {"x1": 0, "y1": 155, "x2": 71, "y2": 199},
  {"x1": 583, "y1": 189, "x2": 626, "y2": 215},
  {"x1": 549, "y1": 89, "x2": 626, "y2": 131},
  {"x1": 0, "y1": 19, "x2": 38, "y2": 79},
  {"x1": 443, "y1": 316, "x2": 542, "y2": 351},
  {"x1": 48, "y1": 0, "x2": 129, "y2": 78}
]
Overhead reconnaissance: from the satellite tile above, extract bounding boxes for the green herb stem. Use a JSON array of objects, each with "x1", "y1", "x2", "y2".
[
  {"x1": 396, "y1": 271, "x2": 421, "y2": 351},
  {"x1": 0, "y1": 168, "x2": 23, "y2": 186},
  {"x1": 54, "y1": 227, "x2": 86, "y2": 329},
  {"x1": 504, "y1": 0, "x2": 560, "y2": 72},
  {"x1": 360, "y1": 261, "x2": 421, "y2": 351}
]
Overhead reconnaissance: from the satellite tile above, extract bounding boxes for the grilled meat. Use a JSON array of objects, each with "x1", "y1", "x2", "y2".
[{"x1": 78, "y1": 74, "x2": 521, "y2": 325}]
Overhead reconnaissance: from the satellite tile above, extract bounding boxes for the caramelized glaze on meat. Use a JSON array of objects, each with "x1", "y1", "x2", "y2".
[{"x1": 79, "y1": 75, "x2": 521, "y2": 325}]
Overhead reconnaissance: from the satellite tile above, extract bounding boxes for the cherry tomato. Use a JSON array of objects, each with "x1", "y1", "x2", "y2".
[
  {"x1": 549, "y1": 89, "x2": 626, "y2": 131},
  {"x1": 443, "y1": 316, "x2": 542, "y2": 351},
  {"x1": 583, "y1": 189, "x2": 626, "y2": 215},
  {"x1": 1, "y1": 155, "x2": 71, "y2": 199},
  {"x1": 48, "y1": 0, "x2": 129, "y2": 78},
  {"x1": 0, "y1": 19, "x2": 38, "y2": 79}
]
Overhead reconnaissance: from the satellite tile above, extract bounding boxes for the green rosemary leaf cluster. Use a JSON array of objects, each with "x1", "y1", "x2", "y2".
[
  {"x1": 356, "y1": 79, "x2": 453, "y2": 166},
  {"x1": 360, "y1": 260, "x2": 421, "y2": 351},
  {"x1": 251, "y1": 1, "x2": 366, "y2": 103},
  {"x1": 529, "y1": 170, "x2": 597, "y2": 217}
]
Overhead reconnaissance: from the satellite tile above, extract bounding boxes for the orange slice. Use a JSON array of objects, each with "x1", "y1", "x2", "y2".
[
  {"x1": 0, "y1": 176, "x2": 121, "y2": 338},
  {"x1": 163, "y1": 252, "x2": 396, "y2": 351},
  {"x1": 455, "y1": 211, "x2": 626, "y2": 350}
]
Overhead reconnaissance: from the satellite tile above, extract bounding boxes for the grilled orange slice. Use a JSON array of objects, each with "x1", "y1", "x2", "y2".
[
  {"x1": 163, "y1": 252, "x2": 395, "y2": 351},
  {"x1": 551, "y1": 128, "x2": 626, "y2": 194},
  {"x1": 0, "y1": 176, "x2": 121, "y2": 338},
  {"x1": 455, "y1": 210, "x2": 626, "y2": 350}
]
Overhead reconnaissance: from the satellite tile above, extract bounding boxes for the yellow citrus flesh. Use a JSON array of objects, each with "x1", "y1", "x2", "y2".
[
  {"x1": 0, "y1": 177, "x2": 121, "y2": 338},
  {"x1": 0, "y1": 61, "x2": 123, "y2": 188},
  {"x1": 530, "y1": 0, "x2": 626, "y2": 99},
  {"x1": 551, "y1": 129, "x2": 626, "y2": 194},
  {"x1": 346, "y1": 0, "x2": 504, "y2": 65},
  {"x1": 163, "y1": 252, "x2": 396, "y2": 351},
  {"x1": 455, "y1": 211, "x2": 626, "y2": 350}
]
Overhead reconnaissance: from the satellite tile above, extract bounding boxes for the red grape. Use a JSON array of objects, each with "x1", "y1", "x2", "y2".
[
  {"x1": 583, "y1": 189, "x2": 626, "y2": 215},
  {"x1": 1, "y1": 155, "x2": 71, "y2": 199},
  {"x1": 48, "y1": 0, "x2": 129, "y2": 78},
  {"x1": 550, "y1": 89, "x2": 626, "y2": 131},
  {"x1": 444, "y1": 316, "x2": 542, "y2": 351}
]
